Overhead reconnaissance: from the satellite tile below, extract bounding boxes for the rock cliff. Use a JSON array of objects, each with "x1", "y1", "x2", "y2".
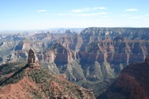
[{"x1": 98, "y1": 58, "x2": 149, "y2": 99}]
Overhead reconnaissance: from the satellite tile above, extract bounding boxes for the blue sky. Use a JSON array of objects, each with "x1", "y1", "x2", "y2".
[{"x1": 0, "y1": 0, "x2": 149, "y2": 30}]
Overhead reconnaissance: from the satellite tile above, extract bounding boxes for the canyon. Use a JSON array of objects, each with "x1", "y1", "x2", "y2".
[{"x1": 0, "y1": 27, "x2": 149, "y2": 98}]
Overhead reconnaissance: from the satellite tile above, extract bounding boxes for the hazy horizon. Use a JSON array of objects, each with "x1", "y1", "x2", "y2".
[
  {"x1": 0, "y1": 0, "x2": 149, "y2": 30},
  {"x1": 1, "y1": 27, "x2": 149, "y2": 32}
]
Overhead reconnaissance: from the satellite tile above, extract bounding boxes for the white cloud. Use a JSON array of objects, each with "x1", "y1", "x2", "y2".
[
  {"x1": 71, "y1": 7, "x2": 106, "y2": 13},
  {"x1": 37, "y1": 10, "x2": 47, "y2": 13},
  {"x1": 55, "y1": 12, "x2": 107, "y2": 17},
  {"x1": 58, "y1": 13, "x2": 73, "y2": 16},
  {"x1": 125, "y1": 8, "x2": 138, "y2": 12},
  {"x1": 121, "y1": 14, "x2": 131, "y2": 17},
  {"x1": 93, "y1": 7, "x2": 106, "y2": 10},
  {"x1": 71, "y1": 9, "x2": 86, "y2": 13},
  {"x1": 99, "y1": 12, "x2": 108, "y2": 15},
  {"x1": 77, "y1": 12, "x2": 108, "y2": 17},
  {"x1": 77, "y1": 13, "x2": 98, "y2": 17}
]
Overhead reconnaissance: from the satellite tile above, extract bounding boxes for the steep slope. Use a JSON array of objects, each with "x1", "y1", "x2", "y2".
[
  {"x1": 98, "y1": 58, "x2": 149, "y2": 99},
  {"x1": 0, "y1": 62, "x2": 26, "y2": 83},
  {"x1": 79, "y1": 40, "x2": 149, "y2": 79},
  {"x1": 0, "y1": 49, "x2": 95, "y2": 99},
  {"x1": 40, "y1": 43, "x2": 85, "y2": 82}
]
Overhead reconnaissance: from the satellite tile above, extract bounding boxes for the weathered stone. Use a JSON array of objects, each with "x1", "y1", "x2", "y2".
[
  {"x1": 98, "y1": 58, "x2": 149, "y2": 99},
  {"x1": 28, "y1": 48, "x2": 39, "y2": 67}
]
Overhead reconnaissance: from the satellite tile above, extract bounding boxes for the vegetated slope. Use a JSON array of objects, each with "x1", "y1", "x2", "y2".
[
  {"x1": 0, "y1": 63, "x2": 95, "y2": 99},
  {"x1": 0, "y1": 61, "x2": 26, "y2": 84},
  {"x1": 98, "y1": 58, "x2": 149, "y2": 99}
]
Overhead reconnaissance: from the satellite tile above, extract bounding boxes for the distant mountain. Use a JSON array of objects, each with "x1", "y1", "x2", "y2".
[
  {"x1": 48, "y1": 28, "x2": 84, "y2": 34},
  {"x1": 0, "y1": 49, "x2": 95, "y2": 99}
]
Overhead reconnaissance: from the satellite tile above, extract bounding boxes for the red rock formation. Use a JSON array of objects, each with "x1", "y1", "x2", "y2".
[
  {"x1": 0, "y1": 67, "x2": 95, "y2": 99},
  {"x1": 42, "y1": 43, "x2": 76, "y2": 64},
  {"x1": 28, "y1": 48, "x2": 40, "y2": 67},
  {"x1": 99, "y1": 58, "x2": 149, "y2": 99},
  {"x1": 0, "y1": 49, "x2": 95, "y2": 99},
  {"x1": 79, "y1": 40, "x2": 149, "y2": 64}
]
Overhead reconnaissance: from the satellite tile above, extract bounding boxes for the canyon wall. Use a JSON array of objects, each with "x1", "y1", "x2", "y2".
[
  {"x1": 0, "y1": 28, "x2": 149, "y2": 83},
  {"x1": 98, "y1": 58, "x2": 149, "y2": 99}
]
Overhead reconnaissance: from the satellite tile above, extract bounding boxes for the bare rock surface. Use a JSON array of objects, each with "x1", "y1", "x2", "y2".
[{"x1": 98, "y1": 58, "x2": 149, "y2": 99}]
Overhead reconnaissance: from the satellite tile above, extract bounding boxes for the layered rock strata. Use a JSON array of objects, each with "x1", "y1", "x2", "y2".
[{"x1": 98, "y1": 58, "x2": 149, "y2": 99}]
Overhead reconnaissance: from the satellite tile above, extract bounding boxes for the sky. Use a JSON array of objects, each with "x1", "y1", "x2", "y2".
[{"x1": 0, "y1": 0, "x2": 149, "y2": 30}]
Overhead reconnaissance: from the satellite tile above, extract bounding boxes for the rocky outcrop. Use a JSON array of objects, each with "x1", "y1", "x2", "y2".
[
  {"x1": 98, "y1": 58, "x2": 149, "y2": 99},
  {"x1": 42, "y1": 43, "x2": 76, "y2": 64},
  {"x1": 0, "y1": 50, "x2": 95, "y2": 99},
  {"x1": 28, "y1": 48, "x2": 39, "y2": 67}
]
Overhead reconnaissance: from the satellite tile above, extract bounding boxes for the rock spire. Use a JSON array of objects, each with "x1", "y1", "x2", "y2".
[{"x1": 28, "y1": 48, "x2": 39, "y2": 67}]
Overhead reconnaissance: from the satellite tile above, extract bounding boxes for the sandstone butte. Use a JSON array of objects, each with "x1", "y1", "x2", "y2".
[{"x1": 0, "y1": 49, "x2": 95, "y2": 99}]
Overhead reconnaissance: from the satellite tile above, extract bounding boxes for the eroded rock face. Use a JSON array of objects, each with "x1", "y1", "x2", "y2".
[
  {"x1": 79, "y1": 41, "x2": 149, "y2": 64},
  {"x1": 37, "y1": 38, "x2": 149, "y2": 82},
  {"x1": 98, "y1": 58, "x2": 149, "y2": 99},
  {"x1": 0, "y1": 27, "x2": 149, "y2": 85},
  {"x1": 28, "y1": 48, "x2": 39, "y2": 67},
  {"x1": 42, "y1": 43, "x2": 76, "y2": 64}
]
